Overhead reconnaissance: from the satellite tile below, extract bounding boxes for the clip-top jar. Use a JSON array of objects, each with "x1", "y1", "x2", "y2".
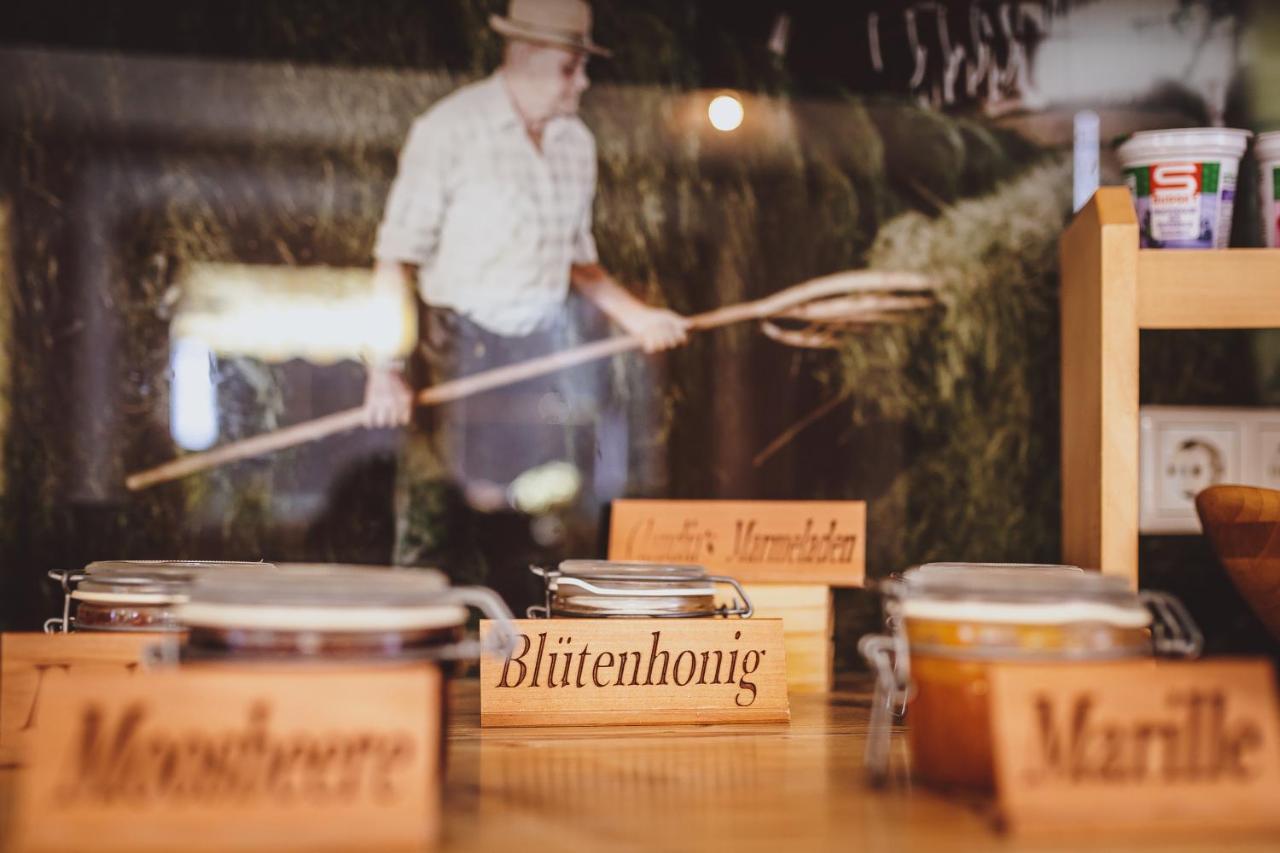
[
  {"x1": 173, "y1": 564, "x2": 514, "y2": 663},
  {"x1": 164, "y1": 564, "x2": 515, "y2": 771},
  {"x1": 859, "y1": 565, "x2": 1202, "y2": 790},
  {"x1": 528, "y1": 561, "x2": 753, "y2": 619},
  {"x1": 45, "y1": 560, "x2": 274, "y2": 634}
]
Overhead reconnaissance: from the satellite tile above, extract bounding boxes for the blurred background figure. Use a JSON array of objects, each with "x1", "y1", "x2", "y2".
[{"x1": 363, "y1": 0, "x2": 687, "y2": 607}]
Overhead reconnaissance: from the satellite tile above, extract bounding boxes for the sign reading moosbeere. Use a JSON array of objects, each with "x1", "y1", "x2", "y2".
[
  {"x1": 1, "y1": 632, "x2": 158, "y2": 765},
  {"x1": 10, "y1": 667, "x2": 441, "y2": 852},
  {"x1": 989, "y1": 660, "x2": 1280, "y2": 836},
  {"x1": 480, "y1": 619, "x2": 790, "y2": 726},
  {"x1": 607, "y1": 500, "x2": 865, "y2": 587}
]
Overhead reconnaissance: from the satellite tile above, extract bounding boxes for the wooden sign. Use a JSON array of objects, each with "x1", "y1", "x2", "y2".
[
  {"x1": 989, "y1": 659, "x2": 1280, "y2": 836},
  {"x1": 735, "y1": 585, "x2": 833, "y2": 693},
  {"x1": 0, "y1": 632, "x2": 163, "y2": 765},
  {"x1": 607, "y1": 499, "x2": 865, "y2": 586},
  {"x1": 9, "y1": 666, "x2": 441, "y2": 852},
  {"x1": 480, "y1": 618, "x2": 790, "y2": 727}
]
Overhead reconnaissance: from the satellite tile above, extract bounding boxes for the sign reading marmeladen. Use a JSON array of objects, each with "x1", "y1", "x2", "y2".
[
  {"x1": 989, "y1": 660, "x2": 1280, "y2": 836},
  {"x1": 607, "y1": 500, "x2": 865, "y2": 587},
  {"x1": 10, "y1": 667, "x2": 441, "y2": 853},
  {"x1": 480, "y1": 619, "x2": 790, "y2": 727},
  {"x1": 0, "y1": 632, "x2": 160, "y2": 765}
]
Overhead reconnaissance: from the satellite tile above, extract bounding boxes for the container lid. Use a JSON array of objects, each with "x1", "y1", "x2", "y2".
[
  {"x1": 912, "y1": 561, "x2": 1083, "y2": 575},
  {"x1": 554, "y1": 560, "x2": 716, "y2": 596},
  {"x1": 72, "y1": 561, "x2": 275, "y2": 605},
  {"x1": 1255, "y1": 130, "x2": 1280, "y2": 160},
  {"x1": 177, "y1": 565, "x2": 463, "y2": 632},
  {"x1": 535, "y1": 560, "x2": 723, "y2": 618},
  {"x1": 1117, "y1": 127, "x2": 1252, "y2": 165},
  {"x1": 893, "y1": 565, "x2": 1152, "y2": 627}
]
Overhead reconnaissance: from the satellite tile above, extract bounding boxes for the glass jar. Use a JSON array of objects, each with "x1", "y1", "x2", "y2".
[
  {"x1": 169, "y1": 564, "x2": 515, "y2": 770},
  {"x1": 174, "y1": 564, "x2": 514, "y2": 663},
  {"x1": 45, "y1": 560, "x2": 274, "y2": 634},
  {"x1": 877, "y1": 562, "x2": 1086, "y2": 717},
  {"x1": 528, "y1": 560, "x2": 753, "y2": 618},
  {"x1": 860, "y1": 565, "x2": 1202, "y2": 790}
]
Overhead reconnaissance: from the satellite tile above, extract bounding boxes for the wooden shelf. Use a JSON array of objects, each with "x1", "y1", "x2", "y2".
[
  {"x1": 1138, "y1": 249, "x2": 1280, "y2": 329},
  {"x1": 1060, "y1": 187, "x2": 1280, "y2": 585}
]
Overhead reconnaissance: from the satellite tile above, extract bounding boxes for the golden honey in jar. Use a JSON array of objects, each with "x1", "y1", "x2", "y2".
[
  {"x1": 46, "y1": 560, "x2": 275, "y2": 634},
  {"x1": 528, "y1": 560, "x2": 753, "y2": 618},
  {"x1": 862, "y1": 564, "x2": 1202, "y2": 790}
]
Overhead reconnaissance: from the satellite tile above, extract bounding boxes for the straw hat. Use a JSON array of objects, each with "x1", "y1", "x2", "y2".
[{"x1": 490, "y1": 0, "x2": 612, "y2": 58}]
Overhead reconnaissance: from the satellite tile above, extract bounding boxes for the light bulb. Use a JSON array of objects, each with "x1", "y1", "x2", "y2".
[{"x1": 708, "y1": 94, "x2": 744, "y2": 132}]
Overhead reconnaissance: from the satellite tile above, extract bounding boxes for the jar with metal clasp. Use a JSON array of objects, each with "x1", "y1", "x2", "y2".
[
  {"x1": 527, "y1": 561, "x2": 753, "y2": 618},
  {"x1": 859, "y1": 564, "x2": 1202, "y2": 790},
  {"x1": 166, "y1": 564, "x2": 516, "y2": 769},
  {"x1": 172, "y1": 564, "x2": 514, "y2": 664},
  {"x1": 877, "y1": 563, "x2": 1086, "y2": 717},
  {"x1": 44, "y1": 560, "x2": 275, "y2": 634}
]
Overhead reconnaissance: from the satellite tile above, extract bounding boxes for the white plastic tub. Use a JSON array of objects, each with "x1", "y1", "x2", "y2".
[
  {"x1": 1256, "y1": 131, "x2": 1280, "y2": 247},
  {"x1": 1117, "y1": 127, "x2": 1251, "y2": 248}
]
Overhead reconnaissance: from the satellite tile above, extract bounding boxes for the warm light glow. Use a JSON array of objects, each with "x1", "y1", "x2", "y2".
[
  {"x1": 170, "y1": 338, "x2": 219, "y2": 451},
  {"x1": 708, "y1": 94, "x2": 744, "y2": 132},
  {"x1": 173, "y1": 262, "x2": 415, "y2": 364}
]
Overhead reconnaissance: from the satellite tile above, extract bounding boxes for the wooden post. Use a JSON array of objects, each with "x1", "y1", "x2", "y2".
[{"x1": 1060, "y1": 188, "x2": 1140, "y2": 584}]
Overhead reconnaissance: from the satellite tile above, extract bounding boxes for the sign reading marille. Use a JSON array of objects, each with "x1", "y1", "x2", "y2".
[
  {"x1": 10, "y1": 667, "x2": 441, "y2": 853},
  {"x1": 607, "y1": 500, "x2": 865, "y2": 586},
  {"x1": 480, "y1": 619, "x2": 790, "y2": 726},
  {"x1": 989, "y1": 660, "x2": 1280, "y2": 835},
  {"x1": 0, "y1": 632, "x2": 159, "y2": 765}
]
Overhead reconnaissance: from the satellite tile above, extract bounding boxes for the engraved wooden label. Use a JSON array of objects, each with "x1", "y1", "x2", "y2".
[
  {"x1": 989, "y1": 660, "x2": 1280, "y2": 836},
  {"x1": 480, "y1": 618, "x2": 790, "y2": 726},
  {"x1": 10, "y1": 666, "x2": 441, "y2": 852},
  {"x1": 607, "y1": 499, "x2": 865, "y2": 587},
  {"x1": 735, "y1": 585, "x2": 833, "y2": 693},
  {"x1": 0, "y1": 632, "x2": 162, "y2": 765}
]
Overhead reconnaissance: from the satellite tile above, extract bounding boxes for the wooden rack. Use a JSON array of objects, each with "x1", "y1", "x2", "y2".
[{"x1": 1060, "y1": 187, "x2": 1280, "y2": 585}]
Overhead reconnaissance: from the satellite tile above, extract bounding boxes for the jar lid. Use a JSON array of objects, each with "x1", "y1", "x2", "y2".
[
  {"x1": 557, "y1": 560, "x2": 715, "y2": 594},
  {"x1": 177, "y1": 565, "x2": 464, "y2": 632},
  {"x1": 893, "y1": 565, "x2": 1152, "y2": 627},
  {"x1": 913, "y1": 562, "x2": 1083, "y2": 575},
  {"x1": 72, "y1": 561, "x2": 275, "y2": 604},
  {"x1": 534, "y1": 561, "x2": 732, "y2": 618}
]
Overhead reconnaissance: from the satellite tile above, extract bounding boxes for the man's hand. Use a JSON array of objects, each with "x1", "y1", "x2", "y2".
[
  {"x1": 363, "y1": 365, "x2": 414, "y2": 428},
  {"x1": 613, "y1": 304, "x2": 690, "y2": 353},
  {"x1": 569, "y1": 264, "x2": 691, "y2": 354}
]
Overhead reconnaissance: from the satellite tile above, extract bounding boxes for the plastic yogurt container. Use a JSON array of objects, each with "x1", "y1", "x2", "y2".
[
  {"x1": 1256, "y1": 131, "x2": 1280, "y2": 247},
  {"x1": 1117, "y1": 128, "x2": 1251, "y2": 249}
]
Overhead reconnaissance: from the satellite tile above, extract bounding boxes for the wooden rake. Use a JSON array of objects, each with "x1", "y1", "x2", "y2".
[{"x1": 126, "y1": 269, "x2": 936, "y2": 490}]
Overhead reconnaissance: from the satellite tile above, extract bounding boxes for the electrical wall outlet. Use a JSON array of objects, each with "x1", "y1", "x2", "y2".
[
  {"x1": 1140, "y1": 406, "x2": 1280, "y2": 534},
  {"x1": 1257, "y1": 422, "x2": 1280, "y2": 491}
]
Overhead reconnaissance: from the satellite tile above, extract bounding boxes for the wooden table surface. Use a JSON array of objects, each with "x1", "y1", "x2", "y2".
[
  {"x1": 438, "y1": 680, "x2": 1277, "y2": 853},
  {"x1": 2, "y1": 678, "x2": 1277, "y2": 852}
]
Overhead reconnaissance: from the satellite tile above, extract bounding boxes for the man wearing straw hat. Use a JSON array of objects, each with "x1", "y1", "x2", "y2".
[{"x1": 365, "y1": 0, "x2": 686, "y2": 593}]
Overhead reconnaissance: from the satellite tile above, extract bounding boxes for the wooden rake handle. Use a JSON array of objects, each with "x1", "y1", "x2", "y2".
[{"x1": 125, "y1": 270, "x2": 933, "y2": 491}]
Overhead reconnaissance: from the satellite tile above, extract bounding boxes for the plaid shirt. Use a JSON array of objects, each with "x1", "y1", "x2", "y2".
[{"x1": 375, "y1": 73, "x2": 599, "y2": 337}]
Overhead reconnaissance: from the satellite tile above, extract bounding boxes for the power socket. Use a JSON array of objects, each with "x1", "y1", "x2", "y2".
[
  {"x1": 1140, "y1": 406, "x2": 1280, "y2": 534},
  {"x1": 1257, "y1": 422, "x2": 1280, "y2": 491}
]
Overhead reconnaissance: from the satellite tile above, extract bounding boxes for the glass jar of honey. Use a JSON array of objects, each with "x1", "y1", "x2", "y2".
[
  {"x1": 45, "y1": 560, "x2": 275, "y2": 633},
  {"x1": 527, "y1": 560, "x2": 752, "y2": 618},
  {"x1": 860, "y1": 565, "x2": 1202, "y2": 790}
]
